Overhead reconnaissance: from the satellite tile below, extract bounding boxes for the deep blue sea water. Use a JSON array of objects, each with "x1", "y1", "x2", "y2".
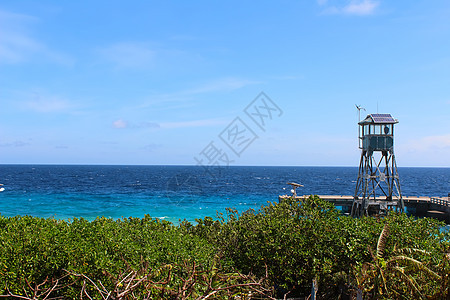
[{"x1": 0, "y1": 165, "x2": 449, "y2": 224}]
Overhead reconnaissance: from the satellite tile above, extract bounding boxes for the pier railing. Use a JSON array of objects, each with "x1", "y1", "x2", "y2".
[
  {"x1": 278, "y1": 195, "x2": 450, "y2": 223},
  {"x1": 280, "y1": 195, "x2": 450, "y2": 208},
  {"x1": 430, "y1": 197, "x2": 450, "y2": 207}
]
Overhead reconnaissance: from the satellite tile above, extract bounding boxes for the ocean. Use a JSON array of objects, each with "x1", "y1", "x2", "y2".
[{"x1": 0, "y1": 165, "x2": 449, "y2": 224}]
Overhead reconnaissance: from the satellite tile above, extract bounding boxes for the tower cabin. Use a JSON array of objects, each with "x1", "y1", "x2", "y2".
[{"x1": 358, "y1": 113, "x2": 397, "y2": 152}]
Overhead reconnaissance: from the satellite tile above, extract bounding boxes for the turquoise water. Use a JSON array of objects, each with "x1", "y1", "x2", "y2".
[{"x1": 0, "y1": 165, "x2": 448, "y2": 224}]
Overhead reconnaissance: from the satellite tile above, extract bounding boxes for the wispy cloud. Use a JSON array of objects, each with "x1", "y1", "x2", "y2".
[
  {"x1": 142, "y1": 143, "x2": 162, "y2": 152},
  {"x1": 269, "y1": 75, "x2": 304, "y2": 81},
  {"x1": 138, "y1": 77, "x2": 261, "y2": 110},
  {"x1": 112, "y1": 117, "x2": 223, "y2": 130},
  {"x1": 160, "y1": 118, "x2": 226, "y2": 129},
  {"x1": 98, "y1": 42, "x2": 156, "y2": 69},
  {"x1": 22, "y1": 94, "x2": 75, "y2": 113},
  {"x1": 0, "y1": 140, "x2": 31, "y2": 147},
  {"x1": 405, "y1": 134, "x2": 450, "y2": 152},
  {"x1": 320, "y1": 0, "x2": 380, "y2": 16},
  {"x1": 0, "y1": 10, "x2": 39, "y2": 64},
  {"x1": 0, "y1": 9, "x2": 73, "y2": 65},
  {"x1": 343, "y1": 0, "x2": 379, "y2": 15},
  {"x1": 183, "y1": 77, "x2": 261, "y2": 95},
  {"x1": 402, "y1": 134, "x2": 450, "y2": 166},
  {"x1": 168, "y1": 34, "x2": 199, "y2": 41},
  {"x1": 112, "y1": 119, "x2": 160, "y2": 129},
  {"x1": 112, "y1": 119, "x2": 128, "y2": 129}
]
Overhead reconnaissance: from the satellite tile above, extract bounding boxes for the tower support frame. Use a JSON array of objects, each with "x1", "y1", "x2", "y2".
[{"x1": 352, "y1": 148, "x2": 404, "y2": 217}]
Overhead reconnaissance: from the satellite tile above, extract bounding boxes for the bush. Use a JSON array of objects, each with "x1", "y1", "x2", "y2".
[
  {"x1": 0, "y1": 196, "x2": 449, "y2": 299},
  {"x1": 192, "y1": 196, "x2": 450, "y2": 298},
  {"x1": 0, "y1": 215, "x2": 217, "y2": 298}
]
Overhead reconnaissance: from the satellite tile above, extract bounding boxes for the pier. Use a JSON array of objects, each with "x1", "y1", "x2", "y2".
[{"x1": 278, "y1": 194, "x2": 450, "y2": 223}]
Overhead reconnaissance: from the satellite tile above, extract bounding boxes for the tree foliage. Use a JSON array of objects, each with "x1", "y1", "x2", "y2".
[{"x1": 0, "y1": 195, "x2": 449, "y2": 299}]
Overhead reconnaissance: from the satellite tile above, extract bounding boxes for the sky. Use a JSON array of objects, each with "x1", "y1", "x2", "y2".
[{"x1": 0, "y1": 0, "x2": 449, "y2": 167}]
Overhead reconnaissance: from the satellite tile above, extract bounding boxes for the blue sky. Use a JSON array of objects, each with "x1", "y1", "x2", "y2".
[{"x1": 1, "y1": 0, "x2": 449, "y2": 167}]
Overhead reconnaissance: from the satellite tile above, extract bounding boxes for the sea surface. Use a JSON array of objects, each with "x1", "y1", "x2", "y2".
[{"x1": 0, "y1": 165, "x2": 449, "y2": 224}]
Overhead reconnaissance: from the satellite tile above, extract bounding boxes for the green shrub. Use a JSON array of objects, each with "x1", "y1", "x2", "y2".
[
  {"x1": 0, "y1": 196, "x2": 448, "y2": 299},
  {"x1": 193, "y1": 195, "x2": 449, "y2": 298},
  {"x1": 0, "y1": 215, "x2": 217, "y2": 298}
]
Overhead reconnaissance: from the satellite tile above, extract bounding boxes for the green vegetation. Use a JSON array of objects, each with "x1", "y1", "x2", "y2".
[{"x1": 0, "y1": 196, "x2": 449, "y2": 299}]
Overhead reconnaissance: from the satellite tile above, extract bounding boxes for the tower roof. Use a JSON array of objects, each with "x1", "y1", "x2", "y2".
[{"x1": 359, "y1": 113, "x2": 398, "y2": 125}]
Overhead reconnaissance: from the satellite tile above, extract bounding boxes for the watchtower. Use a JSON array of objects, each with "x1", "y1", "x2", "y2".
[{"x1": 351, "y1": 114, "x2": 404, "y2": 217}]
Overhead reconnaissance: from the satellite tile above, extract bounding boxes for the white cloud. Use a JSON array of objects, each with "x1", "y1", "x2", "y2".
[
  {"x1": 142, "y1": 143, "x2": 162, "y2": 152},
  {"x1": 401, "y1": 134, "x2": 450, "y2": 166},
  {"x1": 137, "y1": 77, "x2": 261, "y2": 110},
  {"x1": 0, "y1": 32, "x2": 41, "y2": 64},
  {"x1": 405, "y1": 134, "x2": 450, "y2": 152},
  {"x1": 168, "y1": 34, "x2": 199, "y2": 41},
  {"x1": 269, "y1": 75, "x2": 304, "y2": 81},
  {"x1": 23, "y1": 95, "x2": 74, "y2": 113},
  {"x1": 320, "y1": 0, "x2": 379, "y2": 16},
  {"x1": 113, "y1": 119, "x2": 128, "y2": 129},
  {"x1": 184, "y1": 77, "x2": 261, "y2": 95},
  {"x1": 343, "y1": 0, "x2": 379, "y2": 15},
  {"x1": 137, "y1": 121, "x2": 160, "y2": 129},
  {"x1": 0, "y1": 140, "x2": 31, "y2": 147},
  {"x1": 0, "y1": 10, "x2": 38, "y2": 63},
  {"x1": 112, "y1": 119, "x2": 160, "y2": 129},
  {"x1": 99, "y1": 42, "x2": 156, "y2": 69},
  {"x1": 160, "y1": 118, "x2": 226, "y2": 129},
  {"x1": 0, "y1": 9, "x2": 73, "y2": 65}
]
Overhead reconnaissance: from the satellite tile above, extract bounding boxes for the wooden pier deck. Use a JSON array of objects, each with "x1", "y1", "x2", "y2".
[{"x1": 278, "y1": 195, "x2": 450, "y2": 223}]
